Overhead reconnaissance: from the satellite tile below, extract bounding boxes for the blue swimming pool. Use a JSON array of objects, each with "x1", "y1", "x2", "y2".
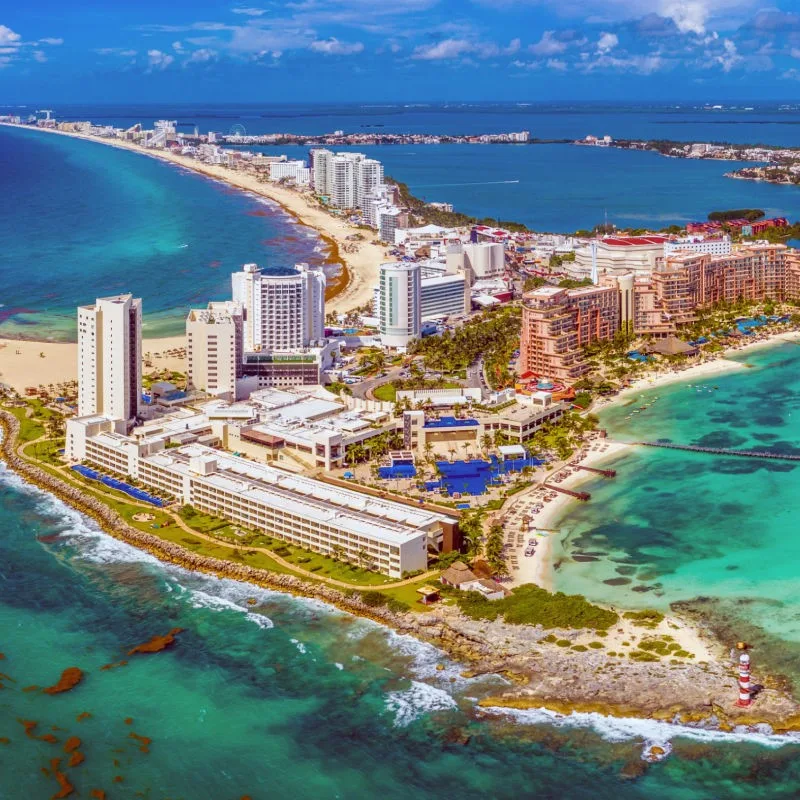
[{"x1": 71, "y1": 465, "x2": 164, "y2": 507}]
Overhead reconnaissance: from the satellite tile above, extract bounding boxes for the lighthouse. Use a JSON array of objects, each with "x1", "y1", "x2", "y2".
[{"x1": 736, "y1": 652, "x2": 752, "y2": 707}]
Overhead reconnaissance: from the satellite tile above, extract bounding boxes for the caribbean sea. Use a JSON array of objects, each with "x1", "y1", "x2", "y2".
[
  {"x1": 553, "y1": 341, "x2": 800, "y2": 690},
  {"x1": 3, "y1": 459, "x2": 800, "y2": 799},
  {"x1": 0, "y1": 125, "x2": 325, "y2": 340}
]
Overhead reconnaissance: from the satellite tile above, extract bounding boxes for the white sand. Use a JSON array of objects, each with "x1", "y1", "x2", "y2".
[
  {"x1": 0, "y1": 335, "x2": 186, "y2": 394},
  {"x1": 503, "y1": 440, "x2": 631, "y2": 591},
  {"x1": 2, "y1": 124, "x2": 388, "y2": 312},
  {"x1": 594, "y1": 329, "x2": 800, "y2": 412}
]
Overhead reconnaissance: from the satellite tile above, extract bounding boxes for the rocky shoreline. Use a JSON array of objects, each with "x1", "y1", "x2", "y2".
[{"x1": 3, "y1": 409, "x2": 799, "y2": 732}]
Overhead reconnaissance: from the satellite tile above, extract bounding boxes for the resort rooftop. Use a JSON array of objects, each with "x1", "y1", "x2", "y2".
[{"x1": 143, "y1": 444, "x2": 454, "y2": 546}]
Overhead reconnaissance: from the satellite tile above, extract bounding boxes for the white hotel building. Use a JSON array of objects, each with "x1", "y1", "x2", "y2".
[
  {"x1": 66, "y1": 414, "x2": 455, "y2": 576},
  {"x1": 77, "y1": 293, "x2": 142, "y2": 426}
]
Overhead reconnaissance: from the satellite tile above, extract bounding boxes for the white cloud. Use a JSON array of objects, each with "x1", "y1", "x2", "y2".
[
  {"x1": 309, "y1": 37, "x2": 365, "y2": 55},
  {"x1": 511, "y1": 59, "x2": 542, "y2": 70},
  {"x1": 39, "y1": 37, "x2": 63, "y2": 45},
  {"x1": 412, "y1": 38, "x2": 472, "y2": 60},
  {"x1": 185, "y1": 47, "x2": 218, "y2": 63},
  {"x1": 546, "y1": 57, "x2": 568, "y2": 70},
  {"x1": 412, "y1": 37, "x2": 520, "y2": 60},
  {"x1": 597, "y1": 32, "x2": 618, "y2": 53},
  {"x1": 713, "y1": 37, "x2": 742, "y2": 71},
  {"x1": 146, "y1": 49, "x2": 174, "y2": 70},
  {"x1": 781, "y1": 67, "x2": 800, "y2": 80},
  {"x1": 0, "y1": 24, "x2": 21, "y2": 47},
  {"x1": 529, "y1": 30, "x2": 566, "y2": 56},
  {"x1": 172, "y1": 40, "x2": 185, "y2": 52},
  {"x1": 791, "y1": 47, "x2": 800, "y2": 59},
  {"x1": 232, "y1": 6, "x2": 267, "y2": 15},
  {"x1": 32, "y1": 49, "x2": 47, "y2": 63}
]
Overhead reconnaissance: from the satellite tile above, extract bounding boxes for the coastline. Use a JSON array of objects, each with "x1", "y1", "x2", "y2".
[
  {"x1": 2, "y1": 408, "x2": 800, "y2": 731},
  {"x1": 0, "y1": 123, "x2": 386, "y2": 313}
]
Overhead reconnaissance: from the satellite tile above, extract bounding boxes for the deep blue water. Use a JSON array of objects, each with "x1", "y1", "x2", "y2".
[{"x1": 0, "y1": 124, "x2": 325, "y2": 340}]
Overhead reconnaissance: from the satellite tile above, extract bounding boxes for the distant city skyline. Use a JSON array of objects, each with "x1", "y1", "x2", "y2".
[{"x1": 4, "y1": 1, "x2": 800, "y2": 102}]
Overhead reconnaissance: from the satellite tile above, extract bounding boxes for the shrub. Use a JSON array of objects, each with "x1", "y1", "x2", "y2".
[
  {"x1": 360, "y1": 590, "x2": 388, "y2": 608},
  {"x1": 455, "y1": 583, "x2": 618, "y2": 630},
  {"x1": 571, "y1": 644, "x2": 588, "y2": 652},
  {"x1": 623, "y1": 609, "x2": 664, "y2": 628},
  {"x1": 386, "y1": 598, "x2": 410, "y2": 614},
  {"x1": 588, "y1": 641, "x2": 604, "y2": 649},
  {"x1": 629, "y1": 650, "x2": 660, "y2": 662},
  {"x1": 556, "y1": 639, "x2": 571, "y2": 647}
]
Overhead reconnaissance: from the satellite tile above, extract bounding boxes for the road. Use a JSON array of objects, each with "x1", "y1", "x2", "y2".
[{"x1": 351, "y1": 365, "x2": 404, "y2": 400}]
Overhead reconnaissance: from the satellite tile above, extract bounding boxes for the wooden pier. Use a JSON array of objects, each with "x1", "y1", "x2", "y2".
[
  {"x1": 639, "y1": 441, "x2": 800, "y2": 462},
  {"x1": 575, "y1": 465, "x2": 617, "y2": 477},
  {"x1": 543, "y1": 483, "x2": 591, "y2": 501}
]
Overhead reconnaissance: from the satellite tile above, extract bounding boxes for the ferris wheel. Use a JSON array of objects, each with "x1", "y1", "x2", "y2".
[{"x1": 229, "y1": 123, "x2": 247, "y2": 137}]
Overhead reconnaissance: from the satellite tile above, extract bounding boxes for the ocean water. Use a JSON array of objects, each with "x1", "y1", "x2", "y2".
[
  {"x1": 552, "y1": 341, "x2": 800, "y2": 687},
  {"x1": 247, "y1": 142, "x2": 800, "y2": 232},
  {"x1": 3, "y1": 460, "x2": 800, "y2": 798},
  {"x1": 0, "y1": 125, "x2": 325, "y2": 340}
]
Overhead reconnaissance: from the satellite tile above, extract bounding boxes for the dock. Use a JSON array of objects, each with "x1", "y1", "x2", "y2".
[
  {"x1": 575, "y1": 465, "x2": 617, "y2": 477},
  {"x1": 543, "y1": 483, "x2": 591, "y2": 501},
  {"x1": 639, "y1": 441, "x2": 800, "y2": 462}
]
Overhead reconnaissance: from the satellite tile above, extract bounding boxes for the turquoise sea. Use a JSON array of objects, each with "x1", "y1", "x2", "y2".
[
  {"x1": 3, "y1": 452, "x2": 800, "y2": 799},
  {"x1": 553, "y1": 341, "x2": 800, "y2": 687},
  {"x1": 0, "y1": 125, "x2": 326, "y2": 341}
]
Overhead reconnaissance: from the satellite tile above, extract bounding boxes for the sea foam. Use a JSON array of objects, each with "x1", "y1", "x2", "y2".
[{"x1": 385, "y1": 680, "x2": 458, "y2": 727}]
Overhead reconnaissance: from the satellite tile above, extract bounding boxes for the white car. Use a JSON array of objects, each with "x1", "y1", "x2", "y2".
[{"x1": 524, "y1": 546, "x2": 536, "y2": 557}]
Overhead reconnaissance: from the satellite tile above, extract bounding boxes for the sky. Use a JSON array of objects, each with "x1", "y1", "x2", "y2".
[{"x1": 3, "y1": 1, "x2": 800, "y2": 103}]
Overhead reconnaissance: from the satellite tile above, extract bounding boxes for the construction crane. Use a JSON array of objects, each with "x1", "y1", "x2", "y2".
[{"x1": 36, "y1": 109, "x2": 54, "y2": 121}]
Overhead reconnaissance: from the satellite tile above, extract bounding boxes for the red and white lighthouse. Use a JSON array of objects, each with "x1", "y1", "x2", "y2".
[{"x1": 736, "y1": 652, "x2": 751, "y2": 707}]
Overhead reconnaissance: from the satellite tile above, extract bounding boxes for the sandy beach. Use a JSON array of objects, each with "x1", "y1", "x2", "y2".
[
  {"x1": 2, "y1": 123, "x2": 388, "y2": 313},
  {"x1": 594, "y1": 329, "x2": 800, "y2": 412},
  {"x1": 0, "y1": 335, "x2": 186, "y2": 393}
]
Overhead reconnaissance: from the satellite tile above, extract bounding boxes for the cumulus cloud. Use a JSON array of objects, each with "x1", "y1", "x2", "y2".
[
  {"x1": 172, "y1": 40, "x2": 185, "y2": 52},
  {"x1": 231, "y1": 6, "x2": 267, "y2": 15},
  {"x1": 547, "y1": 57, "x2": 568, "y2": 70},
  {"x1": 529, "y1": 30, "x2": 567, "y2": 56},
  {"x1": 38, "y1": 37, "x2": 63, "y2": 45},
  {"x1": 597, "y1": 32, "x2": 618, "y2": 53},
  {"x1": 309, "y1": 37, "x2": 365, "y2": 55},
  {"x1": 185, "y1": 47, "x2": 218, "y2": 63},
  {"x1": 0, "y1": 24, "x2": 21, "y2": 47},
  {"x1": 32, "y1": 49, "x2": 47, "y2": 63},
  {"x1": 146, "y1": 49, "x2": 174, "y2": 70}
]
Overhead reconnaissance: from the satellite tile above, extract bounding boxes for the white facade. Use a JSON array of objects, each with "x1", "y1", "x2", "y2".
[
  {"x1": 186, "y1": 301, "x2": 243, "y2": 401},
  {"x1": 231, "y1": 262, "x2": 325, "y2": 352},
  {"x1": 378, "y1": 207, "x2": 403, "y2": 243},
  {"x1": 420, "y1": 274, "x2": 469, "y2": 321},
  {"x1": 77, "y1": 294, "x2": 142, "y2": 424},
  {"x1": 664, "y1": 235, "x2": 732, "y2": 258},
  {"x1": 379, "y1": 262, "x2": 421, "y2": 348},
  {"x1": 311, "y1": 148, "x2": 333, "y2": 193},
  {"x1": 356, "y1": 158, "x2": 384, "y2": 208},
  {"x1": 65, "y1": 422, "x2": 452, "y2": 575},
  {"x1": 463, "y1": 242, "x2": 505, "y2": 279},
  {"x1": 269, "y1": 160, "x2": 311, "y2": 186}
]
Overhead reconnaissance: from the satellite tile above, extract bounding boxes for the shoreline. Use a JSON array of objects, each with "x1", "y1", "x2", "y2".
[
  {"x1": 0, "y1": 122, "x2": 386, "y2": 314},
  {"x1": 3, "y1": 409, "x2": 799, "y2": 732}
]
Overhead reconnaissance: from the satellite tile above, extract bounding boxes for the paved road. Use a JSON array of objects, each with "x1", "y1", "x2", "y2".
[
  {"x1": 466, "y1": 357, "x2": 487, "y2": 391},
  {"x1": 352, "y1": 365, "x2": 404, "y2": 400}
]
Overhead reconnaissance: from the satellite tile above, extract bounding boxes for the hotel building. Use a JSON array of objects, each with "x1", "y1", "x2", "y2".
[
  {"x1": 519, "y1": 242, "x2": 790, "y2": 382},
  {"x1": 231, "y1": 262, "x2": 325, "y2": 352},
  {"x1": 518, "y1": 285, "x2": 620, "y2": 381},
  {"x1": 186, "y1": 301, "x2": 244, "y2": 401},
  {"x1": 77, "y1": 293, "x2": 142, "y2": 425},
  {"x1": 65, "y1": 410, "x2": 460, "y2": 576},
  {"x1": 379, "y1": 262, "x2": 422, "y2": 348}
]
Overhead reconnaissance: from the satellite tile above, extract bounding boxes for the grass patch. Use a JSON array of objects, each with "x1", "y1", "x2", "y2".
[
  {"x1": 455, "y1": 583, "x2": 618, "y2": 630},
  {"x1": 372, "y1": 383, "x2": 397, "y2": 402},
  {"x1": 629, "y1": 650, "x2": 660, "y2": 662}
]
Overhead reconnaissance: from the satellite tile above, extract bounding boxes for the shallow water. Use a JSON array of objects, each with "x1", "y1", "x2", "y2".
[{"x1": 553, "y1": 341, "x2": 800, "y2": 686}]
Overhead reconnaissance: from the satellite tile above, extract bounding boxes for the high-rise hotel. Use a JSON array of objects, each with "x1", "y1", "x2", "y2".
[{"x1": 77, "y1": 293, "x2": 142, "y2": 425}]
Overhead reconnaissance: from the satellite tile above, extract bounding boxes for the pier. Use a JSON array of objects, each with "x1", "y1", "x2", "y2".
[
  {"x1": 575, "y1": 465, "x2": 617, "y2": 477},
  {"x1": 639, "y1": 441, "x2": 800, "y2": 462},
  {"x1": 543, "y1": 483, "x2": 591, "y2": 501}
]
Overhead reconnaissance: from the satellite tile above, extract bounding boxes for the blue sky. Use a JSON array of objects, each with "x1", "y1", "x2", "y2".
[{"x1": 3, "y1": 1, "x2": 800, "y2": 102}]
